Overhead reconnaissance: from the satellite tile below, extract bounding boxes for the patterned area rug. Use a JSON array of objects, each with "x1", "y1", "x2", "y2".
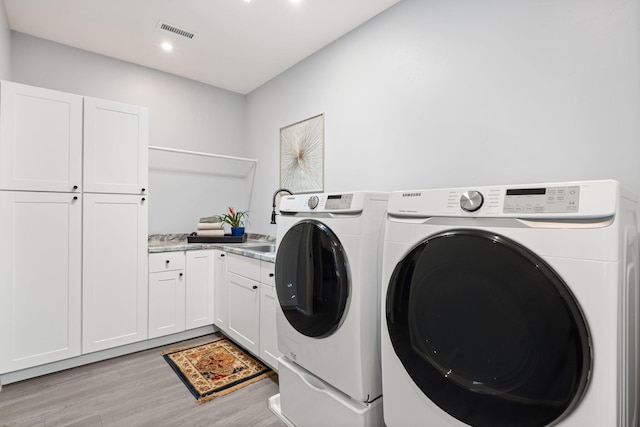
[{"x1": 162, "y1": 336, "x2": 274, "y2": 404}]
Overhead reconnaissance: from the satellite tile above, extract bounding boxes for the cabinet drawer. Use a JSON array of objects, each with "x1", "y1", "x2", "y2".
[
  {"x1": 261, "y1": 262, "x2": 275, "y2": 287},
  {"x1": 227, "y1": 253, "x2": 261, "y2": 281},
  {"x1": 149, "y1": 251, "x2": 185, "y2": 273}
]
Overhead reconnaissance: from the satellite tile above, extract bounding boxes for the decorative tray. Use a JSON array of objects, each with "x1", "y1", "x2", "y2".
[{"x1": 187, "y1": 234, "x2": 247, "y2": 244}]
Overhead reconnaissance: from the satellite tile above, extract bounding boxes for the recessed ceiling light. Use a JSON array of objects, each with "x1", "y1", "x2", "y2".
[{"x1": 160, "y1": 42, "x2": 174, "y2": 52}]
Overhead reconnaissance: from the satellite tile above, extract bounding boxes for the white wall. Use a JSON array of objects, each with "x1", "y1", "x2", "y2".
[
  {"x1": 0, "y1": 0, "x2": 11, "y2": 80},
  {"x1": 11, "y1": 32, "x2": 249, "y2": 234},
  {"x1": 246, "y1": 0, "x2": 640, "y2": 235},
  {"x1": 8, "y1": 0, "x2": 640, "y2": 237}
]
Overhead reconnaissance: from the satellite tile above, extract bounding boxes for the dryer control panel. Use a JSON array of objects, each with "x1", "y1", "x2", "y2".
[
  {"x1": 387, "y1": 180, "x2": 621, "y2": 219},
  {"x1": 503, "y1": 186, "x2": 580, "y2": 214}
]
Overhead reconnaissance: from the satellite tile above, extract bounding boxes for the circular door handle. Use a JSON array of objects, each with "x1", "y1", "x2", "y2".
[{"x1": 252, "y1": 285, "x2": 258, "y2": 289}]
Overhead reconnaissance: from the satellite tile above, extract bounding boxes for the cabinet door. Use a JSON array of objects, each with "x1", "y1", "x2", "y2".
[
  {"x1": 83, "y1": 97, "x2": 148, "y2": 194},
  {"x1": 82, "y1": 193, "x2": 148, "y2": 353},
  {"x1": 185, "y1": 250, "x2": 215, "y2": 330},
  {"x1": 213, "y1": 250, "x2": 228, "y2": 332},
  {"x1": 227, "y1": 271, "x2": 260, "y2": 355},
  {"x1": 260, "y1": 262, "x2": 280, "y2": 371},
  {"x1": 0, "y1": 81, "x2": 82, "y2": 192},
  {"x1": 149, "y1": 270, "x2": 186, "y2": 339},
  {"x1": 0, "y1": 191, "x2": 81, "y2": 373}
]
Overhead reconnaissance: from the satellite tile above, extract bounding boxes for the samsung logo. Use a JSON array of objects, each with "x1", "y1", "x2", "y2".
[{"x1": 402, "y1": 192, "x2": 422, "y2": 197}]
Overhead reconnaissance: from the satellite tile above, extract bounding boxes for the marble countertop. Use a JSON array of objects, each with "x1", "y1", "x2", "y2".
[{"x1": 148, "y1": 233, "x2": 276, "y2": 263}]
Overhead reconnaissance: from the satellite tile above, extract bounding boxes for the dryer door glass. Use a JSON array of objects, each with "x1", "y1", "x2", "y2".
[
  {"x1": 275, "y1": 220, "x2": 349, "y2": 338},
  {"x1": 386, "y1": 229, "x2": 591, "y2": 427}
]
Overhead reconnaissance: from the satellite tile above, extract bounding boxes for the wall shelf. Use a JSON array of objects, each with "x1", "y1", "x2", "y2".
[
  {"x1": 148, "y1": 145, "x2": 258, "y2": 212},
  {"x1": 148, "y1": 145, "x2": 258, "y2": 166}
]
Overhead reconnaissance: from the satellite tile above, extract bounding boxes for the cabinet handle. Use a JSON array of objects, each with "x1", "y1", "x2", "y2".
[
  {"x1": 269, "y1": 273, "x2": 274, "y2": 277},
  {"x1": 73, "y1": 185, "x2": 78, "y2": 190},
  {"x1": 141, "y1": 188, "x2": 146, "y2": 193},
  {"x1": 141, "y1": 197, "x2": 146, "y2": 202},
  {"x1": 166, "y1": 260, "x2": 170, "y2": 264},
  {"x1": 220, "y1": 254, "x2": 225, "y2": 257},
  {"x1": 252, "y1": 285, "x2": 258, "y2": 290},
  {"x1": 179, "y1": 273, "x2": 183, "y2": 277},
  {"x1": 73, "y1": 196, "x2": 78, "y2": 200}
]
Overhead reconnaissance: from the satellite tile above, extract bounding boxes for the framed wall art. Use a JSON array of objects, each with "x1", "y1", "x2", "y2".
[{"x1": 279, "y1": 113, "x2": 324, "y2": 194}]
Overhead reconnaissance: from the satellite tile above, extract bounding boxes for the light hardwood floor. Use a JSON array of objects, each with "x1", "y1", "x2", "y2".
[{"x1": 0, "y1": 334, "x2": 286, "y2": 427}]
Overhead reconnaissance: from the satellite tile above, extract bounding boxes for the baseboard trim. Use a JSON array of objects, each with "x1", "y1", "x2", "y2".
[{"x1": 0, "y1": 325, "x2": 218, "y2": 390}]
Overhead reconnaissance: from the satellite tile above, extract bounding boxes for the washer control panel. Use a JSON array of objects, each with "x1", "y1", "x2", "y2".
[
  {"x1": 325, "y1": 194, "x2": 353, "y2": 210},
  {"x1": 280, "y1": 192, "x2": 373, "y2": 214},
  {"x1": 503, "y1": 185, "x2": 580, "y2": 214}
]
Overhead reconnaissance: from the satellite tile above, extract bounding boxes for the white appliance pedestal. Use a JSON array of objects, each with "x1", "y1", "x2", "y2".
[{"x1": 276, "y1": 356, "x2": 383, "y2": 427}]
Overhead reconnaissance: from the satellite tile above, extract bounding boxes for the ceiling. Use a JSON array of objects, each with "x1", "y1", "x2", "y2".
[{"x1": 3, "y1": 0, "x2": 401, "y2": 94}]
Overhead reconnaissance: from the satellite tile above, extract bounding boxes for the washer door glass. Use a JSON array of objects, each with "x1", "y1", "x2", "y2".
[
  {"x1": 386, "y1": 229, "x2": 591, "y2": 427},
  {"x1": 275, "y1": 220, "x2": 350, "y2": 338}
]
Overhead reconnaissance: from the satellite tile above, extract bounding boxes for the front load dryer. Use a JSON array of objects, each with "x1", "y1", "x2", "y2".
[
  {"x1": 381, "y1": 180, "x2": 638, "y2": 427},
  {"x1": 274, "y1": 191, "x2": 388, "y2": 427}
]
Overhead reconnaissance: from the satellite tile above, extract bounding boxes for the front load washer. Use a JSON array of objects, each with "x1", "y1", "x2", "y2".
[
  {"x1": 381, "y1": 180, "x2": 638, "y2": 427},
  {"x1": 274, "y1": 191, "x2": 388, "y2": 426}
]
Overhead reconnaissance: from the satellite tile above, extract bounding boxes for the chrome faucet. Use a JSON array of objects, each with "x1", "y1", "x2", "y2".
[{"x1": 271, "y1": 188, "x2": 293, "y2": 224}]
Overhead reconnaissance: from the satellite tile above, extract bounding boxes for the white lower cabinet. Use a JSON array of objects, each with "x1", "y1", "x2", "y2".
[
  {"x1": 0, "y1": 191, "x2": 82, "y2": 373},
  {"x1": 82, "y1": 193, "x2": 148, "y2": 353},
  {"x1": 260, "y1": 262, "x2": 281, "y2": 370},
  {"x1": 148, "y1": 252, "x2": 186, "y2": 339},
  {"x1": 221, "y1": 252, "x2": 280, "y2": 369},
  {"x1": 148, "y1": 250, "x2": 215, "y2": 339},
  {"x1": 214, "y1": 250, "x2": 229, "y2": 332},
  {"x1": 185, "y1": 250, "x2": 215, "y2": 329},
  {"x1": 227, "y1": 254, "x2": 261, "y2": 355}
]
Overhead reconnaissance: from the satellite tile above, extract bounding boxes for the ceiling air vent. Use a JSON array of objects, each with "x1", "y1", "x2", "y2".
[{"x1": 158, "y1": 21, "x2": 195, "y2": 39}]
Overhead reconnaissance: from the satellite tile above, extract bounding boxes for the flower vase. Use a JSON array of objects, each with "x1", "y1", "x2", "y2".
[{"x1": 231, "y1": 226, "x2": 245, "y2": 236}]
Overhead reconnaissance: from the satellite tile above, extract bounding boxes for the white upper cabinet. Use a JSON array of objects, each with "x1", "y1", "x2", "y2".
[
  {"x1": 83, "y1": 97, "x2": 148, "y2": 194},
  {"x1": 0, "y1": 81, "x2": 83, "y2": 192}
]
